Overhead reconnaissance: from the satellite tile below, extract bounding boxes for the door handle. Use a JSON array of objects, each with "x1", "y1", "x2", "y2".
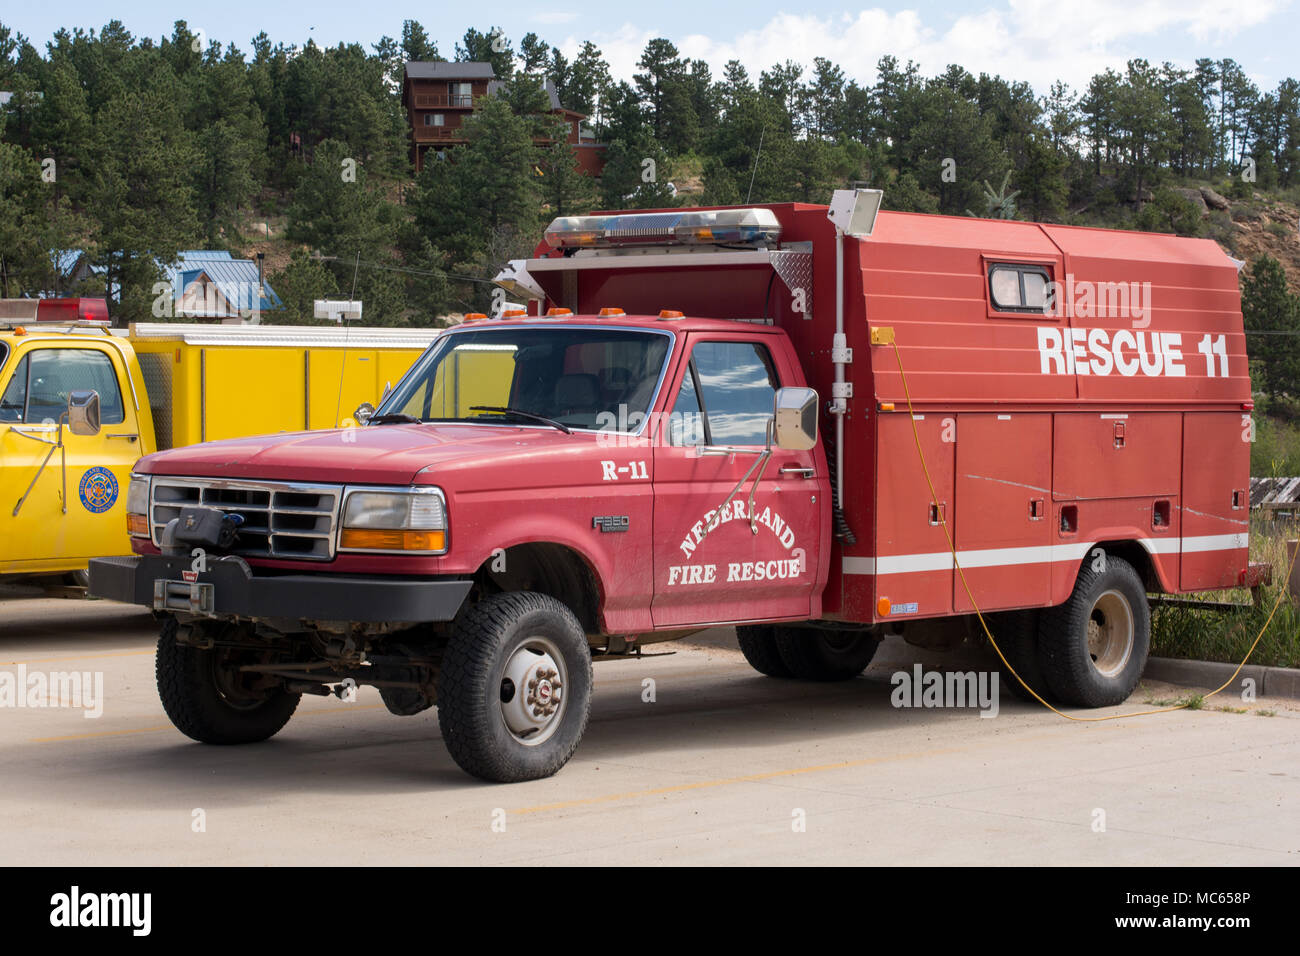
[{"x1": 780, "y1": 465, "x2": 815, "y2": 479}]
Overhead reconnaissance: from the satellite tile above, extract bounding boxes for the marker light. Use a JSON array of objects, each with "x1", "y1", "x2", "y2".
[
  {"x1": 877, "y1": 597, "x2": 892, "y2": 617},
  {"x1": 599, "y1": 307, "x2": 625, "y2": 316},
  {"x1": 546, "y1": 307, "x2": 573, "y2": 316},
  {"x1": 545, "y1": 208, "x2": 781, "y2": 249},
  {"x1": 502, "y1": 309, "x2": 527, "y2": 317},
  {"x1": 659, "y1": 310, "x2": 684, "y2": 319}
]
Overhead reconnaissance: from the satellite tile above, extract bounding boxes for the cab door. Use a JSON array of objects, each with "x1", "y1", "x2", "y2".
[
  {"x1": 0, "y1": 341, "x2": 141, "y2": 572},
  {"x1": 651, "y1": 334, "x2": 824, "y2": 628}
]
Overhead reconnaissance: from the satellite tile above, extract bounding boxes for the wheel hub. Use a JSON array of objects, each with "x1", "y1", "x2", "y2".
[
  {"x1": 1087, "y1": 590, "x2": 1135, "y2": 679},
  {"x1": 500, "y1": 640, "x2": 567, "y2": 745}
]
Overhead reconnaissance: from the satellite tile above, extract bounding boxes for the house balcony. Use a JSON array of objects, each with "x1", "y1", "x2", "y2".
[
  {"x1": 411, "y1": 93, "x2": 480, "y2": 109},
  {"x1": 412, "y1": 126, "x2": 467, "y2": 143}
]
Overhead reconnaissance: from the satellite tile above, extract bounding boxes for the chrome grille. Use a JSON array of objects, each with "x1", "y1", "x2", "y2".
[{"x1": 150, "y1": 477, "x2": 342, "y2": 561}]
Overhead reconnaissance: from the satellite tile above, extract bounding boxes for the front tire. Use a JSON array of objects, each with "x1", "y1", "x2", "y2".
[
  {"x1": 773, "y1": 627, "x2": 880, "y2": 681},
  {"x1": 437, "y1": 592, "x2": 593, "y2": 782},
  {"x1": 1039, "y1": 554, "x2": 1150, "y2": 707},
  {"x1": 155, "y1": 618, "x2": 301, "y2": 744}
]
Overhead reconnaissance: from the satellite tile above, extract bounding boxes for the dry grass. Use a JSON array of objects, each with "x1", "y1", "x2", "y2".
[{"x1": 1150, "y1": 516, "x2": 1300, "y2": 668}]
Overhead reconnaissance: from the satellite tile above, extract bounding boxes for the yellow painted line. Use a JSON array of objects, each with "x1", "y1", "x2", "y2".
[
  {"x1": 28, "y1": 703, "x2": 388, "y2": 743},
  {"x1": 0, "y1": 650, "x2": 153, "y2": 666},
  {"x1": 513, "y1": 746, "x2": 961, "y2": 815},
  {"x1": 31, "y1": 724, "x2": 172, "y2": 743}
]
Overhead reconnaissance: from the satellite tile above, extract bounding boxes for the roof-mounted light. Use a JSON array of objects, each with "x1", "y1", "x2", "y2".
[
  {"x1": 545, "y1": 208, "x2": 782, "y2": 249},
  {"x1": 598, "y1": 307, "x2": 625, "y2": 316},
  {"x1": 546, "y1": 307, "x2": 573, "y2": 316}
]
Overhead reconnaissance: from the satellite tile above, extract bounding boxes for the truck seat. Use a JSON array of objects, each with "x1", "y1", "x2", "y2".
[{"x1": 553, "y1": 373, "x2": 601, "y2": 419}]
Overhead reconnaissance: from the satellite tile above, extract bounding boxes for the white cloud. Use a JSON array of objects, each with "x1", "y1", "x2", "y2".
[{"x1": 555, "y1": 0, "x2": 1287, "y2": 96}]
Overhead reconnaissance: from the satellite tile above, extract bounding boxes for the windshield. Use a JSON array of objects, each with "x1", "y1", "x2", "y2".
[{"x1": 377, "y1": 326, "x2": 673, "y2": 431}]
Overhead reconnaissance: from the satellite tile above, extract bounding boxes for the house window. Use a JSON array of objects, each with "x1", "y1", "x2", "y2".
[
  {"x1": 988, "y1": 264, "x2": 1052, "y2": 314},
  {"x1": 423, "y1": 113, "x2": 445, "y2": 127},
  {"x1": 451, "y1": 82, "x2": 471, "y2": 106}
]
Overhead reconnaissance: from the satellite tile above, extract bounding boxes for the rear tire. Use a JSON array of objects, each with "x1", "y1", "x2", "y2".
[
  {"x1": 437, "y1": 592, "x2": 592, "y2": 782},
  {"x1": 1039, "y1": 554, "x2": 1150, "y2": 707},
  {"x1": 155, "y1": 618, "x2": 300, "y2": 745},
  {"x1": 735, "y1": 625, "x2": 792, "y2": 678},
  {"x1": 984, "y1": 609, "x2": 1054, "y2": 702},
  {"x1": 773, "y1": 627, "x2": 880, "y2": 681}
]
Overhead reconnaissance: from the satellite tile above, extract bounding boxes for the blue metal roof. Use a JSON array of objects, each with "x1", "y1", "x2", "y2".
[{"x1": 161, "y1": 252, "x2": 281, "y2": 315}]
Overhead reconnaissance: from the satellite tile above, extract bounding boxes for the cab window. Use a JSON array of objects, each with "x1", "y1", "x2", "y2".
[
  {"x1": 671, "y1": 341, "x2": 779, "y2": 446},
  {"x1": 0, "y1": 349, "x2": 126, "y2": 425}
]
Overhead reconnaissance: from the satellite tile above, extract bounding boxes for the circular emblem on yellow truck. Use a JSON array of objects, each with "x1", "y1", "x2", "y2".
[{"x1": 79, "y1": 467, "x2": 119, "y2": 514}]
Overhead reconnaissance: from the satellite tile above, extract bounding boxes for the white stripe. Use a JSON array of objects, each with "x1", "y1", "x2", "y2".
[
  {"x1": 842, "y1": 535, "x2": 1247, "y2": 576},
  {"x1": 1100, "y1": 413, "x2": 1129, "y2": 420}
]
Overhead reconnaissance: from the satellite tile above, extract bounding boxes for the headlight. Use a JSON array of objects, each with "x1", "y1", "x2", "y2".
[
  {"x1": 339, "y1": 486, "x2": 447, "y2": 553},
  {"x1": 126, "y1": 474, "x2": 151, "y2": 537}
]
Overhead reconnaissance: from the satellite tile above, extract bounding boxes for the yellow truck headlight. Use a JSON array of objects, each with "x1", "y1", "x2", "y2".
[
  {"x1": 339, "y1": 487, "x2": 447, "y2": 554},
  {"x1": 126, "y1": 474, "x2": 151, "y2": 538}
]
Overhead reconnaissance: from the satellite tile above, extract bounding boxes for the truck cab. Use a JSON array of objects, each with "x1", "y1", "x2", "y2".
[{"x1": 0, "y1": 324, "x2": 155, "y2": 578}]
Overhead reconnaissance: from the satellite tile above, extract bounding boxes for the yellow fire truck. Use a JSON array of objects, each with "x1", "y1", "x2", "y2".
[{"x1": 0, "y1": 320, "x2": 440, "y2": 581}]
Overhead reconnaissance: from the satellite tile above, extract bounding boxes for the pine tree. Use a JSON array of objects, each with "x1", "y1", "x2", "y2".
[
  {"x1": 268, "y1": 248, "x2": 340, "y2": 324},
  {"x1": 1241, "y1": 256, "x2": 1300, "y2": 401},
  {"x1": 87, "y1": 65, "x2": 202, "y2": 321}
]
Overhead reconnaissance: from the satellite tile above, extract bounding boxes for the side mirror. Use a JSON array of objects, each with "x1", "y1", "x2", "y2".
[
  {"x1": 354, "y1": 401, "x2": 376, "y2": 425},
  {"x1": 773, "y1": 386, "x2": 817, "y2": 450},
  {"x1": 67, "y1": 390, "x2": 101, "y2": 436}
]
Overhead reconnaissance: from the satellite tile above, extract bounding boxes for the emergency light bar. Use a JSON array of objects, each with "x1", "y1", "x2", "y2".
[{"x1": 545, "y1": 208, "x2": 781, "y2": 249}]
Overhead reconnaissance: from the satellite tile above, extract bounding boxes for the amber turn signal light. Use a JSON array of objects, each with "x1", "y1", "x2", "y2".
[
  {"x1": 340, "y1": 529, "x2": 445, "y2": 552},
  {"x1": 126, "y1": 513, "x2": 150, "y2": 537}
]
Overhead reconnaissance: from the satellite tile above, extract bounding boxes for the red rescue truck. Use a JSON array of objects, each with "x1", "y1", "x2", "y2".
[{"x1": 89, "y1": 195, "x2": 1262, "y2": 782}]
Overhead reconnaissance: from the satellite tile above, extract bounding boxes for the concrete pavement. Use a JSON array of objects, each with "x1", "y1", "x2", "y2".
[{"x1": 1, "y1": 597, "x2": 1296, "y2": 865}]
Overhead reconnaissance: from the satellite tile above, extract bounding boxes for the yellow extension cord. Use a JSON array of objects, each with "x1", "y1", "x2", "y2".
[{"x1": 887, "y1": 339, "x2": 1298, "y2": 720}]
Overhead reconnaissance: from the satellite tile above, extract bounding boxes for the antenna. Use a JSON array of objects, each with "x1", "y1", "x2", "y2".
[
  {"x1": 745, "y1": 125, "x2": 766, "y2": 205},
  {"x1": 332, "y1": 251, "x2": 362, "y2": 428}
]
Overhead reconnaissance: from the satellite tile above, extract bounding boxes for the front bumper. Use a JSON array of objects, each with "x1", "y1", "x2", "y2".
[{"x1": 88, "y1": 554, "x2": 472, "y2": 623}]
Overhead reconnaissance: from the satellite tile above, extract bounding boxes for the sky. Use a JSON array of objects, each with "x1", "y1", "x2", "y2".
[{"x1": 4, "y1": 0, "x2": 1297, "y2": 96}]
